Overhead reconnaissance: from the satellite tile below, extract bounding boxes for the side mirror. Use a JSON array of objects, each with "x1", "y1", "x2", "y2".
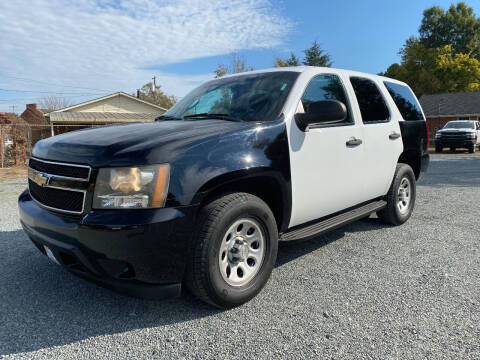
[{"x1": 295, "y1": 100, "x2": 347, "y2": 131}]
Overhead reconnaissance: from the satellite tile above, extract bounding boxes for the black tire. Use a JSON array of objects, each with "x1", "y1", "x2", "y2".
[
  {"x1": 377, "y1": 164, "x2": 416, "y2": 226},
  {"x1": 184, "y1": 192, "x2": 278, "y2": 309},
  {"x1": 435, "y1": 145, "x2": 442, "y2": 153},
  {"x1": 451, "y1": 147, "x2": 456, "y2": 152}
]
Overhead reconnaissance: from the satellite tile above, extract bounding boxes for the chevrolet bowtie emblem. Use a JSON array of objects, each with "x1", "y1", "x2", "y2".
[{"x1": 28, "y1": 168, "x2": 50, "y2": 187}]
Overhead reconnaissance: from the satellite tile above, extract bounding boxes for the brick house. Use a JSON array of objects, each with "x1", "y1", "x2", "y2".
[
  {"x1": 20, "y1": 103, "x2": 50, "y2": 145},
  {"x1": 419, "y1": 92, "x2": 480, "y2": 136}
]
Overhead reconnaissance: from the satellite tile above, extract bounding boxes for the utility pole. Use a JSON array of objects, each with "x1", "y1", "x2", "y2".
[
  {"x1": 9, "y1": 105, "x2": 16, "y2": 114},
  {"x1": 0, "y1": 125, "x2": 4, "y2": 168},
  {"x1": 152, "y1": 76, "x2": 157, "y2": 91}
]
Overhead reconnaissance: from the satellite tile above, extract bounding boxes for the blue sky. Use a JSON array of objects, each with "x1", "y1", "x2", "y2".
[{"x1": 1, "y1": 0, "x2": 480, "y2": 113}]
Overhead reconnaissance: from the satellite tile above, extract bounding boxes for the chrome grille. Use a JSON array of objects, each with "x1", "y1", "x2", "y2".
[{"x1": 27, "y1": 157, "x2": 91, "y2": 214}]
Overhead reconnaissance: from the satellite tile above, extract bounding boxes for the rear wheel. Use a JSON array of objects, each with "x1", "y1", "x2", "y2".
[
  {"x1": 378, "y1": 164, "x2": 416, "y2": 226},
  {"x1": 184, "y1": 192, "x2": 278, "y2": 308}
]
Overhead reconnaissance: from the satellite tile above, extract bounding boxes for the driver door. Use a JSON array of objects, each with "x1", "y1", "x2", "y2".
[{"x1": 288, "y1": 73, "x2": 366, "y2": 227}]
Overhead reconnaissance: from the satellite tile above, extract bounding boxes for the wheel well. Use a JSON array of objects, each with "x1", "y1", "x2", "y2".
[
  {"x1": 398, "y1": 151, "x2": 421, "y2": 180},
  {"x1": 199, "y1": 176, "x2": 286, "y2": 232}
]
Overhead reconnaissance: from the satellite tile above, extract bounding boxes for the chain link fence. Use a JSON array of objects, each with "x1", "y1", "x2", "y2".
[{"x1": 0, "y1": 124, "x2": 101, "y2": 168}]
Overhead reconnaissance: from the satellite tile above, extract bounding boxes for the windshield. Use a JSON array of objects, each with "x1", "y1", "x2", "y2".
[
  {"x1": 162, "y1": 72, "x2": 299, "y2": 122},
  {"x1": 444, "y1": 121, "x2": 475, "y2": 129}
]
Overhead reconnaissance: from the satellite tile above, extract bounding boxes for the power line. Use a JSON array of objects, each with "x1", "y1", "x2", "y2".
[
  {"x1": 0, "y1": 73, "x2": 115, "y2": 92},
  {"x1": 0, "y1": 93, "x2": 105, "y2": 102},
  {"x1": 0, "y1": 88, "x2": 108, "y2": 96}
]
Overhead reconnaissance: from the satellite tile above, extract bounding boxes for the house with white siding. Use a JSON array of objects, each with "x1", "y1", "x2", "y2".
[{"x1": 45, "y1": 92, "x2": 166, "y2": 135}]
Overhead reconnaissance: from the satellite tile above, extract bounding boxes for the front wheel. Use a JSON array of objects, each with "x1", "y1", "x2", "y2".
[
  {"x1": 435, "y1": 145, "x2": 442, "y2": 153},
  {"x1": 378, "y1": 164, "x2": 416, "y2": 226},
  {"x1": 184, "y1": 192, "x2": 278, "y2": 308},
  {"x1": 469, "y1": 144, "x2": 476, "y2": 153}
]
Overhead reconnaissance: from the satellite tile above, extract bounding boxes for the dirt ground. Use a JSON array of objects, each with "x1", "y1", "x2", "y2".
[{"x1": 0, "y1": 167, "x2": 27, "y2": 182}]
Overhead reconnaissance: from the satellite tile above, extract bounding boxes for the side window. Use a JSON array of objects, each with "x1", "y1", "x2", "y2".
[
  {"x1": 350, "y1": 77, "x2": 390, "y2": 123},
  {"x1": 301, "y1": 74, "x2": 352, "y2": 125},
  {"x1": 384, "y1": 81, "x2": 425, "y2": 121}
]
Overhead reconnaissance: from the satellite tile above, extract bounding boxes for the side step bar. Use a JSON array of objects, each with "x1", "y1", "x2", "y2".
[{"x1": 280, "y1": 200, "x2": 387, "y2": 241}]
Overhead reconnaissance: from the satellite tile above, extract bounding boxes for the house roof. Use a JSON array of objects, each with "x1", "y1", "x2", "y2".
[
  {"x1": 0, "y1": 112, "x2": 30, "y2": 126},
  {"x1": 49, "y1": 112, "x2": 159, "y2": 124},
  {"x1": 20, "y1": 104, "x2": 49, "y2": 125},
  {"x1": 419, "y1": 92, "x2": 480, "y2": 117},
  {"x1": 52, "y1": 92, "x2": 167, "y2": 113}
]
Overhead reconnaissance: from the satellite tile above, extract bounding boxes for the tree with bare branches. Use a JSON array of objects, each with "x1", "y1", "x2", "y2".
[
  {"x1": 38, "y1": 96, "x2": 71, "y2": 112},
  {"x1": 214, "y1": 52, "x2": 254, "y2": 78}
]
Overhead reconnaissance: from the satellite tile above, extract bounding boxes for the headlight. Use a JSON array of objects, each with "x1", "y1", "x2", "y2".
[
  {"x1": 93, "y1": 164, "x2": 170, "y2": 209},
  {"x1": 435, "y1": 133, "x2": 441, "y2": 138},
  {"x1": 466, "y1": 133, "x2": 475, "y2": 138}
]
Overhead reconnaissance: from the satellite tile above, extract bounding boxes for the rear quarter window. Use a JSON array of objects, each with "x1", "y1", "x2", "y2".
[{"x1": 384, "y1": 81, "x2": 425, "y2": 121}]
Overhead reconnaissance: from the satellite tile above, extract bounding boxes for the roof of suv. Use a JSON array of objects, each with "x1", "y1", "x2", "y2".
[{"x1": 221, "y1": 66, "x2": 407, "y2": 86}]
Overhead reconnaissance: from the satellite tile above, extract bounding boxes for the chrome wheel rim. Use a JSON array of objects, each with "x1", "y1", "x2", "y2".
[
  {"x1": 397, "y1": 177, "x2": 411, "y2": 215},
  {"x1": 218, "y1": 218, "x2": 265, "y2": 287}
]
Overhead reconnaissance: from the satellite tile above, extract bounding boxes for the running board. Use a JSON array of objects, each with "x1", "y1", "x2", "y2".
[{"x1": 280, "y1": 200, "x2": 387, "y2": 241}]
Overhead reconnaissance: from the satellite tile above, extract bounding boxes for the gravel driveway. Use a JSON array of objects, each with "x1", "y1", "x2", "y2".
[{"x1": 1, "y1": 153, "x2": 479, "y2": 359}]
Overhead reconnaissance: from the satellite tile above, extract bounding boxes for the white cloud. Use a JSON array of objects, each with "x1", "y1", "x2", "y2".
[{"x1": 0, "y1": 0, "x2": 291, "y2": 111}]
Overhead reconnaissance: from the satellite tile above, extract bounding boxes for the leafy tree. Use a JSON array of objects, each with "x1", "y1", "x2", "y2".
[
  {"x1": 381, "y1": 42, "x2": 480, "y2": 95},
  {"x1": 137, "y1": 82, "x2": 177, "y2": 109},
  {"x1": 303, "y1": 40, "x2": 332, "y2": 67},
  {"x1": 419, "y1": 2, "x2": 480, "y2": 58},
  {"x1": 274, "y1": 52, "x2": 301, "y2": 67},
  {"x1": 381, "y1": 38, "x2": 443, "y2": 95},
  {"x1": 435, "y1": 46, "x2": 480, "y2": 92},
  {"x1": 214, "y1": 53, "x2": 254, "y2": 78},
  {"x1": 381, "y1": 2, "x2": 480, "y2": 96}
]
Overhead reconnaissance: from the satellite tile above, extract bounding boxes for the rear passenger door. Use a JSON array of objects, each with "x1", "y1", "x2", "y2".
[{"x1": 349, "y1": 77, "x2": 403, "y2": 200}]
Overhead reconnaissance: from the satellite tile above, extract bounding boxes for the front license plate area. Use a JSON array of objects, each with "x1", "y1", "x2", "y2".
[{"x1": 44, "y1": 246, "x2": 60, "y2": 265}]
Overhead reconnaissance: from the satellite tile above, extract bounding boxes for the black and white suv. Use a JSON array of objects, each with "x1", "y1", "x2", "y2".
[
  {"x1": 435, "y1": 120, "x2": 480, "y2": 153},
  {"x1": 19, "y1": 67, "x2": 429, "y2": 308}
]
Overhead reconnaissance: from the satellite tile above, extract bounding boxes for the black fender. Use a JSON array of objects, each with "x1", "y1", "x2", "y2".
[
  {"x1": 398, "y1": 120, "x2": 429, "y2": 180},
  {"x1": 165, "y1": 120, "x2": 292, "y2": 231}
]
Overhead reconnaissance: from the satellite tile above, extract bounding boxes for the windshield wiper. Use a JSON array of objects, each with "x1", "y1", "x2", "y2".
[
  {"x1": 155, "y1": 115, "x2": 183, "y2": 121},
  {"x1": 183, "y1": 113, "x2": 244, "y2": 122}
]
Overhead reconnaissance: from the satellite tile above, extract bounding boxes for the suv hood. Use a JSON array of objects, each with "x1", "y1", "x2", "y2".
[
  {"x1": 438, "y1": 128, "x2": 475, "y2": 134},
  {"x1": 33, "y1": 120, "x2": 252, "y2": 167}
]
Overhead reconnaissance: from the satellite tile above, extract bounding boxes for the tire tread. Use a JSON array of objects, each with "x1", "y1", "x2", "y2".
[{"x1": 185, "y1": 192, "x2": 271, "y2": 308}]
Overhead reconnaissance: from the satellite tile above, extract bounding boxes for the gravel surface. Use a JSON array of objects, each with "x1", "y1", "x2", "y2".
[{"x1": 1, "y1": 154, "x2": 479, "y2": 359}]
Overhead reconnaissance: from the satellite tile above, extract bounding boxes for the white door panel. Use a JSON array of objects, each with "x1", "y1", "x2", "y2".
[
  {"x1": 348, "y1": 77, "x2": 404, "y2": 200},
  {"x1": 361, "y1": 122, "x2": 403, "y2": 199},
  {"x1": 288, "y1": 125, "x2": 365, "y2": 227}
]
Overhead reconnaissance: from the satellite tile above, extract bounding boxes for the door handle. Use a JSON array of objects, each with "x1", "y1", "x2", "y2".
[
  {"x1": 346, "y1": 137, "x2": 363, "y2": 147},
  {"x1": 389, "y1": 132, "x2": 401, "y2": 140}
]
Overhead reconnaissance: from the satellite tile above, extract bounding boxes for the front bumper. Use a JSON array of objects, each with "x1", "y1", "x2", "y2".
[
  {"x1": 435, "y1": 138, "x2": 476, "y2": 148},
  {"x1": 19, "y1": 190, "x2": 198, "y2": 299}
]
